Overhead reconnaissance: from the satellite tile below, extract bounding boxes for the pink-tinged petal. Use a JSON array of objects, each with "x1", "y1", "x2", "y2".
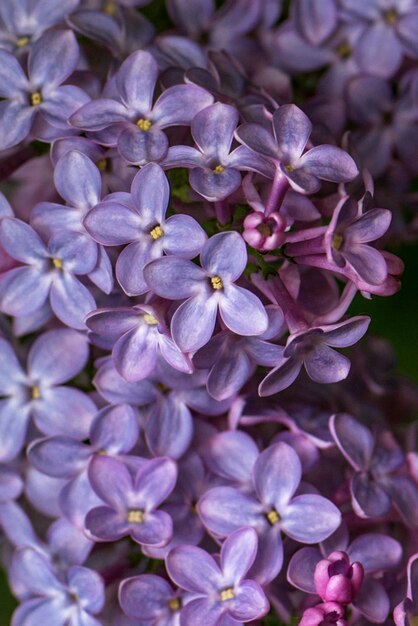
[
  {"x1": 287, "y1": 547, "x2": 321, "y2": 593},
  {"x1": 116, "y1": 50, "x2": 157, "y2": 112},
  {"x1": 221, "y1": 527, "x2": 258, "y2": 583},
  {"x1": 235, "y1": 123, "x2": 279, "y2": 160},
  {"x1": 116, "y1": 239, "x2": 154, "y2": 296},
  {"x1": 28, "y1": 329, "x2": 89, "y2": 385},
  {"x1": 219, "y1": 285, "x2": 268, "y2": 336},
  {"x1": 300, "y1": 145, "x2": 359, "y2": 183},
  {"x1": 324, "y1": 317, "x2": 370, "y2": 347},
  {"x1": 355, "y1": 22, "x2": 402, "y2": 78},
  {"x1": 351, "y1": 472, "x2": 391, "y2": 519},
  {"x1": 54, "y1": 150, "x2": 101, "y2": 209},
  {"x1": 281, "y1": 494, "x2": 341, "y2": 543},
  {"x1": 131, "y1": 163, "x2": 169, "y2": 223},
  {"x1": 198, "y1": 487, "x2": 263, "y2": 537},
  {"x1": 258, "y1": 357, "x2": 302, "y2": 396},
  {"x1": 329, "y1": 413, "x2": 374, "y2": 471},
  {"x1": 84, "y1": 201, "x2": 141, "y2": 245},
  {"x1": 166, "y1": 544, "x2": 221, "y2": 593},
  {"x1": 344, "y1": 245, "x2": 388, "y2": 285},
  {"x1": 273, "y1": 104, "x2": 312, "y2": 161},
  {"x1": 0, "y1": 49, "x2": 28, "y2": 97},
  {"x1": 153, "y1": 84, "x2": 214, "y2": 128},
  {"x1": 85, "y1": 506, "x2": 130, "y2": 541},
  {"x1": 191, "y1": 102, "x2": 239, "y2": 160},
  {"x1": 70, "y1": 99, "x2": 131, "y2": 130},
  {"x1": 161, "y1": 144, "x2": 203, "y2": 168},
  {"x1": 119, "y1": 575, "x2": 172, "y2": 620},
  {"x1": 134, "y1": 457, "x2": 177, "y2": 509},
  {"x1": 352, "y1": 577, "x2": 390, "y2": 623},
  {"x1": 229, "y1": 579, "x2": 269, "y2": 621},
  {"x1": 0, "y1": 400, "x2": 30, "y2": 462},
  {"x1": 50, "y1": 273, "x2": 96, "y2": 329},
  {"x1": 0, "y1": 101, "x2": 35, "y2": 151},
  {"x1": 189, "y1": 166, "x2": 242, "y2": 201},
  {"x1": 347, "y1": 209, "x2": 391, "y2": 243},
  {"x1": 0, "y1": 267, "x2": 51, "y2": 317},
  {"x1": 130, "y1": 510, "x2": 173, "y2": 547},
  {"x1": 171, "y1": 293, "x2": 217, "y2": 353},
  {"x1": 164, "y1": 214, "x2": 207, "y2": 257},
  {"x1": 144, "y1": 256, "x2": 207, "y2": 300},
  {"x1": 201, "y1": 231, "x2": 247, "y2": 281},
  {"x1": 0, "y1": 218, "x2": 47, "y2": 263},
  {"x1": 117, "y1": 126, "x2": 169, "y2": 164},
  {"x1": 348, "y1": 534, "x2": 402, "y2": 575},
  {"x1": 254, "y1": 443, "x2": 302, "y2": 511},
  {"x1": 204, "y1": 431, "x2": 259, "y2": 484},
  {"x1": 294, "y1": 0, "x2": 338, "y2": 45},
  {"x1": 88, "y1": 455, "x2": 133, "y2": 509},
  {"x1": 177, "y1": 598, "x2": 222, "y2": 626},
  {"x1": 304, "y1": 345, "x2": 351, "y2": 384},
  {"x1": 29, "y1": 30, "x2": 79, "y2": 90},
  {"x1": 113, "y1": 326, "x2": 157, "y2": 382}
]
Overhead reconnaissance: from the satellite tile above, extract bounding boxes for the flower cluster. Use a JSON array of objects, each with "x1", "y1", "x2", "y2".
[{"x1": 0, "y1": 1, "x2": 417, "y2": 626}]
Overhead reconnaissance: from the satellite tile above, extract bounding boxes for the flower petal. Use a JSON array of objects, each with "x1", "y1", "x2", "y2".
[
  {"x1": 219, "y1": 285, "x2": 268, "y2": 336},
  {"x1": 281, "y1": 494, "x2": 341, "y2": 543},
  {"x1": 254, "y1": 442, "x2": 302, "y2": 511},
  {"x1": 171, "y1": 293, "x2": 217, "y2": 353},
  {"x1": 221, "y1": 527, "x2": 258, "y2": 583},
  {"x1": 329, "y1": 413, "x2": 374, "y2": 471},
  {"x1": 28, "y1": 329, "x2": 89, "y2": 386},
  {"x1": 273, "y1": 104, "x2": 312, "y2": 161},
  {"x1": 115, "y1": 50, "x2": 158, "y2": 112},
  {"x1": 166, "y1": 544, "x2": 221, "y2": 593},
  {"x1": 29, "y1": 30, "x2": 79, "y2": 90}
]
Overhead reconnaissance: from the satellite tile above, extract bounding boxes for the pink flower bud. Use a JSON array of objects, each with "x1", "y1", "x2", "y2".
[
  {"x1": 313, "y1": 551, "x2": 364, "y2": 605},
  {"x1": 243, "y1": 211, "x2": 285, "y2": 251}
]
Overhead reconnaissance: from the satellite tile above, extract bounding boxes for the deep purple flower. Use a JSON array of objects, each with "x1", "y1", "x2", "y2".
[
  {"x1": 144, "y1": 230, "x2": 268, "y2": 352},
  {"x1": 299, "y1": 601, "x2": 347, "y2": 626},
  {"x1": 166, "y1": 527, "x2": 270, "y2": 626}
]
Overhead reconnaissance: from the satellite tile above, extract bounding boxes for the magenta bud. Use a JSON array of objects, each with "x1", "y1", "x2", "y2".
[
  {"x1": 314, "y1": 551, "x2": 364, "y2": 605},
  {"x1": 299, "y1": 601, "x2": 346, "y2": 626},
  {"x1": 243, "y1": 211, "x2": 285, "y2": 251}
]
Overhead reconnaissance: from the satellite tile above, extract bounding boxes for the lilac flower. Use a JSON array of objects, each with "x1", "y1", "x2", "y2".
[
  {"x1": 93, "y1": 357, "x2": 158, "y2": 407},
  {"x1": 259, "y1": 316, "x2": 370, "y2": 396},
  {"x1": 119, "y1": 574, "x2": 183, "y2": 625},
  {"x1": 0, "y1": 466, "x2": 23, "y2": 502},
  {"x1": 202, "y1": 430, "x2": 259, "y2": 492},
  {"x1": 0, "y1": 30, "x2": 89, "y2": 149},
  {"x1": 162, "y1": 102, "x2": 274, "y2": 201},
  {"x1": 10, "y1": 547, "x2": 104, "y2": 626},
  {"x1": 293, "y1": 0, "x2": 338, "y2": 46},
  {"x1": 0, "y1": 218, "x2": 97, "y2": 328},
  {"x1": 324, "y1": 194, "x2": 391, "y2": 286},
  {"x1": 298, "y1": 601, "x2": 346, "y2": 626},
  {"x1": 0, "y1": 329, "x2": 95, "y2": 461},
  {"x1": 198, "y1": 442, "x2": 341, "y2": 584},
  {"x1": 394, "y1": 553, "x2": 418, "y2": 626},
  {"x1": 144, "y1": 231, "x2": 269, "y2": 352},
  {"x1": 85, "y1": 455, "x2": 177, "y2": 547},
  {"x1": 166, "y1": 527, "x2": 270, "y2": 626},
  {"x1": 330, "y1": 413, "x2": 418, "y2": 525},
  {"x1": 235, "y1": 104, "x2": 358, "y2": 194},
  {"x1": 70, "y1": 50, "x2": 214, "y2": 164},
  {"x1": 84, "y1": 162, "x2": 207, "y2": 296}
]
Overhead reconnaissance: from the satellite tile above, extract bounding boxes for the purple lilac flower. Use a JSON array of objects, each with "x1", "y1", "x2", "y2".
[
  {"x1": 166, "y1": 526, "x2": 270, "y2": 626},
  {"x1": 293, "y1": 0, "x2": 339, "y2": 46},
  {"x1": 198, "y1": 442, "x2": 341, "y2": 584},
  {"x1": 70, "y1": 49, "x2": 214, "y2": 163},
  {"x1": 0, "y1": 329, "x2": 95, "y2": 461},
  {"x1": 144, "y1": 230, "x2": 268, "y2": 352},
  {"x1": 119, "y1": 574, "x2": 183, "y2": 625},
  {"x1": 84, "y1": 162, "x2": 206, "y2": 296},
  {"x1": 330, "y1": 413, "x2": 418, "y2": 525},
  {"x1": 85, "y1": 455, "x2": 177, "y2": 547},
  {"x1": 394, "y1": 553, "x2": 418, "y2": 626},
  {"x1": 0, "y1": 30, "x2": 89, "y2": 150},
  {"x1": 202, "y1": 430, "x2": 259, "y2": 492},
  {"x1": 162, "y1": 102, "x2": 274, "y2": 201},
  {"x1": 298, "y1": 601, "x2": 347, "y2": 626},
  {"x1": 0, "y1": 218, "x2": 97, "y2": 329}
]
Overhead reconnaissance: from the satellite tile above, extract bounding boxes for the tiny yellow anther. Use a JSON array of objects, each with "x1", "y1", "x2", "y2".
[
  {"x1": 103, "y1": 0, "x2": 117, "y2": 16},
  {"x1": 211, "y1": 275, "x2": 223, "y2": 290},
  {"x1": 336, "y1": 41, "x2": 351, "y2": 59},
  {"x1": 30, "y1": 91, "x2": 42, "y2": 106},
  {"x1": 137, "y1": 118, "x2": 152, "y2": 131},
  {"x1": 168, "y1": 598, "x2": 181, "y2": 611},
  {"x1": 266, "y1": 510, "x2": 281, "y2": 525},
  {"x1": 31, "y1": 385, "x2": 40, "y2": 400},
  {"x1": 220, "y1": 588, "x2": 235, "y2": 602},
  {"x1": 332, "y1": 233, "x2": 344, "y2": 251},
  {"x1": 144, "y1": 313, "x2": 159, "y2": 325},
  {"x1": 52, "y1": 258, "x2": 63, "y2": 269},
  {"x1": 384, "y1": 9, "x2": 397, "y2": 24},
  {"x1": 213, "y1": 164, "x2": 225, "y2": 174},
  {"x1": 127, "y1": 510, "x2": 144, "y2": 524},
  {"x1": 97, "y1": 159, "x2": 107, "y2": 172},
  {"x1": 16, "y1": 36, "x2": 29, "y2": 48},
  {"x1": 284, "y1": 164, "x2": 295, "y2": 172},
  {"x1": 150, "y1": 225, "x2": 164, "y2": 240}
]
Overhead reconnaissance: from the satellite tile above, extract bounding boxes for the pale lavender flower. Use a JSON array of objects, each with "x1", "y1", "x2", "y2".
[{"x1": 119, "y1": 574, "x2": 183, "y2": 625}]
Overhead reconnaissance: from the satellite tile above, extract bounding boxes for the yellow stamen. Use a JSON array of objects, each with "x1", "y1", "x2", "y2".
[
  {"x1": 267, "y1": 510, "x2": 281, "y2": 525},
  {"x1": 284, "y1": 164, "x2": 295, "y2": 172},
  {"x1": 332, "y1": 233, "x2": 344, "y2": 251},
  {"x1": 220, "y1": 588, "x2": 235, "y2": 602},
  {"x1": 127, "y1": 510, "x2": 144, "y2": 524},
  {"x1": 31, "y1": 385, "x2": 40, "y2": 400},
  {"x1": 137, "y1": 118, "x2": 152, "y2": 131},
  {"x1": 168, "y1": 598, "x2": 181, "y2": 611},
  {"x1": 16, "y1": 36, "x2": 29, "y2": 48},
  {"x1": 149, "y1": 225, "x2": 164, "y2": 240},
  {"x1": 30, "y1": 92, "x2": 42, "y2": 106},
  {"x1": 211, "y1": 275, "x2": 223, "y2": 290},
  {"x1": 144, "y1": 313, "x2": 159, "y2": 325},
  {"x1": 384, "y1": 9, "x2": 397, "y2": 25},
  {"x1": 98, "y1": 449, "x2": 107, "y2": 455},
  {"x1": 97, "y1": 158, "x2": 107, "y2": 172},
  {"x1": 336, "y1": 41, "x2": 351, "y2": 59},
  {"x1": 52, "y1": 258, "x2": 63, "y2": 269},
  {"x1": 409, "y1": 617, "x2": 418, "y2": 626},
  {"x1": 213, "y1": 165, "x2": 225, "y2": 174},
  {"x1": 103, "y1": 0, "x2": 117, "y2": 16}
]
